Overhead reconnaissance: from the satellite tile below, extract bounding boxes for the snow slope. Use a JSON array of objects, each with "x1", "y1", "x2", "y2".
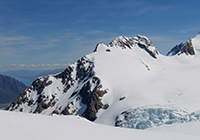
[
  {"x1": 1, "y1": 110, "x2": 200, "y2": 140},
  {"x1": 5, "y1": 33, "x2": 200, "y2": 129},
  {"x1": 92, "y1": 41, "x2": 200, "y2": 127},
  {"x1": 193, "y1": 32, "x2": 200, "y2": 52}
]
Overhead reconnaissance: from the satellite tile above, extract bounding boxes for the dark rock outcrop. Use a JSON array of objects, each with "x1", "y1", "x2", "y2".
[
  {"x1": 179, "y1": 38, "x2": 195, "y2": 55},
  {"x1": 135, "y1": 35, "x2": 159, "y2": 58},
  {"x1": 167, "y1": 43, "x2": 185, "y2": 56},
  {"x1": 6, "y1": 55, "x2": 108, "y2": 121},
  {"x1": 167, "y1": 38, "x2": 195, "y2": 56},
  {"x1": 108, "y1": 36, "x2": 134, "y2": 49},
  {"x1": 108, "y1": 35, "x2": 159, "y2": 58}
]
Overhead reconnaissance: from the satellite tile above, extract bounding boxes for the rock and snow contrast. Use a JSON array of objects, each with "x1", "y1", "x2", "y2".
[
  {"x1": 167, "y1": 32, "x2": 200, "y2": 56},
  {"x1": 5, "y1": 32, "x2": 200, "y2": 133}
]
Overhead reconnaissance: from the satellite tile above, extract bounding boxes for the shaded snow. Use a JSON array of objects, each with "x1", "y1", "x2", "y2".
[{"x1": 1, "y1": 110, "x2": 200, "y2": 140}]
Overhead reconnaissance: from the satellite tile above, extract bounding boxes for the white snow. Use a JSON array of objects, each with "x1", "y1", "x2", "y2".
[
  {"x1": 91, "y1": 37, "x2": 200, "y2": 126},
  {"x1": 6, "y1": 34, "x2": 200, "y2": 131},
  {"x1": 193, "y1": 33, "x2": 200, "y2": 51},
  {"x1": 1, "y1": 110, "x2": 200, "y2": 140}
]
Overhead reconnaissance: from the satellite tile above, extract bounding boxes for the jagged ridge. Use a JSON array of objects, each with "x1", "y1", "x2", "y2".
[
  {"x1": 94, "y1": 35, "x2": 159, "y2": 58},
  {"x1": 6, "y1": 56, "x2": 108, "y2": 121}
]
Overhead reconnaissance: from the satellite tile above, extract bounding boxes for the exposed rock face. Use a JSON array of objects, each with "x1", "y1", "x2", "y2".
[
  {"x1": 167, "y1": 38, "x2": 195, "y2": 56},
  {"x1": 179, "y1": 38, "x2": 195, "y2": 55},
  {"x1": 134, "y1": 35, "x2": 160, "y2": 58},
  {"x1": 167, "y1": 43, "x2": 185, "y2": 56},
  {"x1": 6, "y1": 55, "x2": 108, "y2": 121},
  {"x1": 5, "y1": 35, "x2": 160, "y2": 121},
  {"x1": 5, "y1": 33, "x2": 200, "y2": 129},
  {"x1": 108, "y1": 35, "x2": 160, "y2": 58},
  {"x1": 108, "y1": 36, "x2": 134, "y2": 49}
]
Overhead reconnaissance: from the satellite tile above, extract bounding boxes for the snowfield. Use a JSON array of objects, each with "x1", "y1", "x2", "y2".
[
  {"x1": 93, "y1": 40, "x2": 200, "y2": 127},
  {"x1": 1, "y1": 110, "x2": 200, "y2": 140},
  {"x1": 5, "y1": 33, "x2": 200, "y2": 134}
]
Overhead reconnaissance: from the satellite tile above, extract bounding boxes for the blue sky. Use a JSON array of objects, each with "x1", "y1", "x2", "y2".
[{"x1": 0, "y1": 0, "x2": 200, "y2": 72}]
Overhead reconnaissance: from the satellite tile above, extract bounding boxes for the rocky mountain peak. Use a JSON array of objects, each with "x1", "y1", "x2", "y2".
[
  {"x1": 167, "y1": 38, "x2": 195, "y2": 56},
  {"x1": 108, "y1": 36, "x2": 134, "y2": 49},
  {"x1": 106, "y1": 35, "x2": 159, "y2": 58},
  {"x1": 178, "y1": 38, "x2": 195, "y2": 55},
  {"x1": 134, "y1": 35, "x2": 160, "y2": 58},
  {"x1": 93, "y1": 42, "x2": 108, "y2": 52}
]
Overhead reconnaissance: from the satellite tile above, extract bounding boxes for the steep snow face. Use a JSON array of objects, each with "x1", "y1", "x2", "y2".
[
  {"x1": 192, "y1": 32, "x2": 200, "y2": 52},
  {"x1": 6, "y1": 34, "x2": 200, "y2": 130}
]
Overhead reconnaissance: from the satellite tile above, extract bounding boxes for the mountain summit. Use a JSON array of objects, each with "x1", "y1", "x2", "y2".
[
  {"x1": 94, "y1": 35, "x2": 159, "y2": 58},
  {"x1": 6, "y1": 33, "x2": 200, "y2": 129}
]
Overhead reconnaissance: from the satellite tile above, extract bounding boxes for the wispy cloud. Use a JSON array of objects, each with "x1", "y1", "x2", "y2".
[
  {"x1": 0, "y1": 63, "x2": 69, "y2": 72},
  {"x1": 87, "y1": 30, "x2": 104, "y2": 35},
  {"x1": 0, "y1": 34, "x2": 60, "y2": 50},
  {"x1": 179, "y1": 28, "x2": 200, "y2": 34},
  {"x1": 0, "y1": 35, "x2": 32, "y2": 46}
]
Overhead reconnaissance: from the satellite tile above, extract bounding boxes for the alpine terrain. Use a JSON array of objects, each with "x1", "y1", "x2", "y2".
[
  {"x1": 0, "y1": 74, "x2": 27, "y2": 108},
  {"x1": 6, "y1": 32, "x2": 200, "y2": 129}
]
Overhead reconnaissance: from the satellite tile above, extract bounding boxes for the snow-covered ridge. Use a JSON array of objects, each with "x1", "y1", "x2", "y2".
[
  {"x1": 94, "y1": 35, "x2": 160, "y2": 58},
  {"x1": 5, "y1": 32, "x2": 200, "y2": 130},
  {"x1": 6, "y1": 55, "x2": 109, "y2": 121}
]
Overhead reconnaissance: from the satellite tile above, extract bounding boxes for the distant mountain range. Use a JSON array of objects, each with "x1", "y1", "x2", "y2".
[
  {"x1": 0, "y1": 74, "x2": 27, "y2": 108},
  {"x1": 6, "y1": 32, "x2": 200, "y2": 130},
  {"x1": 1, "y1": 68, "x2": 65, "y2": 85},
  {"x1": 0, "y1": 69, "x2": 64, "y2": 107}
]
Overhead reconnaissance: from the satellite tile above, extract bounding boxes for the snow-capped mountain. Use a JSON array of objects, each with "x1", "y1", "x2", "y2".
[
  {"x1": 167, "y1": 32, "x2": 200, "y2": 56},
  {"x1": 6, "y1": 33, "x2": 200, "y2": 129},
  {"x1": 106, "y1": 35, "x2": 160, "y2": 58}
]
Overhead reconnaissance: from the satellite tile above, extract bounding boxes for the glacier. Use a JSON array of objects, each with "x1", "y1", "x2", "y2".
[{"x1": 5, "y1": 32, "x2": 200, "y2": 130}]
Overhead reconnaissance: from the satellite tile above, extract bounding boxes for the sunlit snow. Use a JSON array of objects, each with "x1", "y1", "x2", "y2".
[{"x1": 1, "y1": 110, "x2": 200, "y2": 140}]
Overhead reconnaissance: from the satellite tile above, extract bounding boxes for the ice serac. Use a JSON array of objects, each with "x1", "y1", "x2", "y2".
[{"x1": 108, "y1": 35, "x2": 160, "y2": 58}]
